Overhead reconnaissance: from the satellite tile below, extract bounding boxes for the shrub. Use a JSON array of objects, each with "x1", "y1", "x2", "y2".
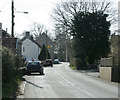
[
  {"x1": 75, "y1": 58, "x2": 85, "y2": 70},
  {"x1": 2, "y1": 47, "x2": 15, "y2": 82},
  {"x1": 2, "y1": 47, "x2": 25, "y2": 98},
  {"x1": 14, "y1": 55, "x2": 25, "y2": 73}
]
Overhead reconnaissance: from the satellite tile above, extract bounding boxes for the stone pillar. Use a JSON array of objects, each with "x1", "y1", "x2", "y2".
[{"x1": 110, "y1": 35, "x2": 120, "y2": 82}]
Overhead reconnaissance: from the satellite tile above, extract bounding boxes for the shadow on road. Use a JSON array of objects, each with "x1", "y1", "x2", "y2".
[
  {"x1": 27, "y1": 73, "x2": 45, "y2": 76},
  {"x1": 25, "y1": 80, "x2": 43, "y2": 89}
]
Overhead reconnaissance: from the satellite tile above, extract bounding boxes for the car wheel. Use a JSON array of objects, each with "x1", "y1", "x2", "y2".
[
  {"x1": 28, "y1": 72, "x2": 31, "y2": 75},
  {"x1": 40, "y1": 72, "x2": 43, "y2": 75}
]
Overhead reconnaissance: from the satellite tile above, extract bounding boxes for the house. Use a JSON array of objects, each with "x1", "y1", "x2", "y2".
[
  {"x1": 1, "y1": 23, "x2": 17, "y2": 53},
  {"x1": 17, "y1": 31, "x2": 41, "y2": 61},
  {"x1": 36, "y1": 32, "x2": 55, "y2": 60}
]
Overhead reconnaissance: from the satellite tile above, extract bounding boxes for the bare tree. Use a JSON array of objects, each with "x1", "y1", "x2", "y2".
[
  {"x1": 30, "y1": 22, "x2": 47, "y2": 38},
  {"x1": 52, "y1": 0, "x2": 117, "y2": 36},
  {"x1": 52, "y1": 0, "x2": 117, "y2": 63}
]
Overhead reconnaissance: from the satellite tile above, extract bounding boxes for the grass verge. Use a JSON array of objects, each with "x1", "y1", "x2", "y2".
[{"x1": 69, "y1": 65, "x2": 76, "y2": 70}]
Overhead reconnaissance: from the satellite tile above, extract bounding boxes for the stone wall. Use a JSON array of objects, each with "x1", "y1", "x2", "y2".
[
  {"x1": 110, "y1": 35, "x2": 120, "y2": 82},
  {"x1": 99, "y1": 67, "x2": 112, "y2": 81},
  {"x1": 100, "y1": 57, "x2": 113, "y2": 67},
  {"x1": 110, "y1": 35, "x2": 120, "y2": 67},
  {"x1": 100, "y1": 35, "x2": 120, "y2": 82}
]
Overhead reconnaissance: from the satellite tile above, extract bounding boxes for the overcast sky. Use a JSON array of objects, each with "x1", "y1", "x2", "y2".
[{"x1": 0, "y1": 0, "x2": 119, "y2": 38}]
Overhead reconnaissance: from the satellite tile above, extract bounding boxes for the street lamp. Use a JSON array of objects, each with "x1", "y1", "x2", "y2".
[
  {"x1": 11, "y1": 0, "x2": 28, "y2": 38},
  {"x1": 15, "y1": 11, "x2": 28, "y2": 14}
]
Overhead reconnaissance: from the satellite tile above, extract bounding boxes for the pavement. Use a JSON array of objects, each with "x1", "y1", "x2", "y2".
[
  {"x1": 16, "y1": 77, "x2": 26, "y2": 99},
  {"x1": 79, "y1": 70, "x2": 99, "y2": 77}
]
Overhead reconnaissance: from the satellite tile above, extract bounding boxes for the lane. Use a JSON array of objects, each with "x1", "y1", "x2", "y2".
[
  {"x1": 54, "y1": 63, "x2": 118, "y2": 98},
  {"x1": 23, "y1": 62, "x2": 118, "y2": 98}
]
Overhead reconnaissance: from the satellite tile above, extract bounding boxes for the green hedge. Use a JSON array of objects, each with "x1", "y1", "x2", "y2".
[
  {"x1": 70, "y1": 57, "x2": 86, "y2": 70},
  {"x1": 2, "y1": 47, "x2": 15, "y2": 82},
  {"x1": 2, "y1": 47, "x2": 25, "y2": 98}
]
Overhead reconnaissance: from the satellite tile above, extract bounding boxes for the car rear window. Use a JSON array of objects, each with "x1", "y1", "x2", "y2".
[
  {"x1": 54, "y1": 59, "x2": 58, "y2": 61},
  {"x1": 28, "y1": 62, "x2": 39, "y2": 66},
  {"x1": 46, "y1": 60, "x2": 51, "y2": 63}
]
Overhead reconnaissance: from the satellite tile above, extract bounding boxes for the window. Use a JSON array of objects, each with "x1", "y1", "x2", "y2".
[
  {"x1": 34, "y1": 47, "x2": 35, "y2": 51},
  {"x1": 23, "y1": 47, "x2": 25, "y2": 52}
]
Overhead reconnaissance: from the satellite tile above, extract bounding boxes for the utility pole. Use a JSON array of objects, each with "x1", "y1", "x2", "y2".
[
  {"x1": 11, "y1": 0, "x2": 14, "y2": 38},
  {"x1": 46, "y1": 31, "x2": 48, "y2": 59},
  {"x1": 64, "y1": 26, "x2": 68, "y2": 62},
  {"x1": 66, "y1": 34, "x2": 68, "y2": 62}
]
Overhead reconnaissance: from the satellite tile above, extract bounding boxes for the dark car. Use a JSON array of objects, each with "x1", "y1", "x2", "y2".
[
  {"x1": 26, "y1": 61, "x2": 44, "y2": 75},
  {"x1": 44, "y1": 59, "x2": 53, "y2": 67}
]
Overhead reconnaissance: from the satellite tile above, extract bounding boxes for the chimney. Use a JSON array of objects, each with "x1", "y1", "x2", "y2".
[
  {"x1": 25, "y1": 31, "x2": 30, "y2": 37},
  {"x1": 6, "y1": 28, "x2": 8, "y2": 33},
  {"x1": 31, "y1": 35, "x2": 33, "y2": 40}
]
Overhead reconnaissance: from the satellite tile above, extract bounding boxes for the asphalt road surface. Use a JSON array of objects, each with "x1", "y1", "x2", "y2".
[{"x1": 23, "y1": 62, "x2": 118, "y2": 98}]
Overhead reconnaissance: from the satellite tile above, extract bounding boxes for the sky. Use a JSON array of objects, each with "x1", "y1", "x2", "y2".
[
  {"x1": 0, "y1": 0, "x2": 61, "y2": 38},
  {"x1": 0, "y1": 0, "x2": 119, "y2": 38}
]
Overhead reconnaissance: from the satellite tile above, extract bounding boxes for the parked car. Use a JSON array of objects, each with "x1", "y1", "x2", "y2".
[
  {"x1": 53, "y1": 59, "x2": 59, "y2": 64},
  {"x1": 44, "y1": 59, "x2": 53, "y2": 67},
  {"x1": 26, "y1": 61, "x2": 44, "y2": 75},
  {"x1": 41, "y1": 61, "x2": 45, "y2": 66}
]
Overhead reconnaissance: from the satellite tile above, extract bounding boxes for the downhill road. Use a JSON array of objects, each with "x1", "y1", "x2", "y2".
[{"x1": 23, "y1": 62, "x2": 118, "y2": 98}]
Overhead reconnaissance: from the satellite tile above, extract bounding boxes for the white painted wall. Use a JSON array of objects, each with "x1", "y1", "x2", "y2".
[{"x1": 22, "y1": 38, "x2": 41, "y2": 61}]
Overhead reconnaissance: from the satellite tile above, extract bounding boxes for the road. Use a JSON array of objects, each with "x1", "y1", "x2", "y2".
[{"x1": 23, "y1": 62, "x2": 118, "y2": 98}]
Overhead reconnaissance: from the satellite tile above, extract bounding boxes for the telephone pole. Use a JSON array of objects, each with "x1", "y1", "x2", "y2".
[
  {"x1": 11, "y1": 0, "x2": 28, "y2": 38},
  {"x1": 46, "y1": 30, "x2": 48, "y2": 59},
  {"x1": 11, "y1": 0, "x2": 14, "y2": 38}
]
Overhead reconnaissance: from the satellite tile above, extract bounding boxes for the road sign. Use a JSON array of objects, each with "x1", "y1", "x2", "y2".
[{"x1": 47, "y1": 45, "x2": 50, "y2": 48}]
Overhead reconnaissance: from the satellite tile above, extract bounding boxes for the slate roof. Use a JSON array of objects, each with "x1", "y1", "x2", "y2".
[
  {"x1": 2, "y1": 30, "x2": 11, "y2": 38},
  {"x1": 36, "y1": 33, "x2": 54, "y2": 46}
]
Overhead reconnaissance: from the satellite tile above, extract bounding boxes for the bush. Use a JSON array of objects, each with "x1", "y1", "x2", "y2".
[
  {"x1": 2, "y1": 47, "x2": 24, "y2": 98},
  {"x1": 14, "y1": 55, "x2": 25, "y2": 73},
  {"x1": 75, "y1": 58, "x2": 85, "y2": 70},
  {"x1": 2, "y1": 47, "x2": 15, "y2": 82}
]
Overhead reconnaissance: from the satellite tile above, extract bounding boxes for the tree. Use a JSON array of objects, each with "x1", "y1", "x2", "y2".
[
  {"x1": 52, "y1": 0, "x2": 116, "y2": 36},
  {"x1": 38, "y1": 44, "x2": 51, "y2": 61},
  {"x1": 30, "y1": 22, "x2": 47, "y2": 39},
  {"x1": 72, "y1": 12, "x2": 111, "y2": 65},
  {"x1": 54, "y1": 34, "x2": 66, "y2": 61},
  {"x1": 52, "y1": 0, "x2": 116, "y2": 69},
  {"x1": 54, "y1": 33, "x2": 71, "y2": 62}
]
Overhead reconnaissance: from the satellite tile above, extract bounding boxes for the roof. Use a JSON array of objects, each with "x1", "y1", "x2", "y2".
[
  {"x1": 2, "y1": 30, "x2": 11, "y2": 38},
  {"x1": 36, "y1": 33, "x2": 54, "y2": 46},
  {"x1": 20, "y1": 37, "x2": 41, "y2": 48}
]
